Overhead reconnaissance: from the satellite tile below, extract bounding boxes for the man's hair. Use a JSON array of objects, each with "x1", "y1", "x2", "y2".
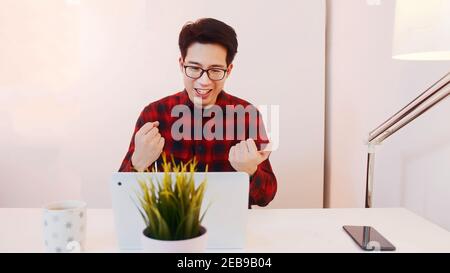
[{"x1": 178, "y1": 18, "x2": 238, "y2": 66}]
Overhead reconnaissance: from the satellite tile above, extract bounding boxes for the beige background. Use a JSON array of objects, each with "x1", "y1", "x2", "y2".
[{"x1": 0, "y1": 0, "x2": 326, "y2": 209}]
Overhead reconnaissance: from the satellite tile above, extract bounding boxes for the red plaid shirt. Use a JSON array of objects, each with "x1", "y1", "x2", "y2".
[{"x1": 119, "y1": 90, "x2": 277, "y2": 207}]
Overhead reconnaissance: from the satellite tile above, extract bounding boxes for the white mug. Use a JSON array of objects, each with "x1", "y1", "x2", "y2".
[{"x1": 43, "y1": 200, "x2": 87, "y2": 253}]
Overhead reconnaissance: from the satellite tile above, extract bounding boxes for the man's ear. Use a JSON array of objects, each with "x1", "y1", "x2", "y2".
[
  {"x1": 226, "y1": 63, "x2": 234, "y2": 78},
  {"x1": 179, "y1": 57, "x2": 184, "y2": 73}
]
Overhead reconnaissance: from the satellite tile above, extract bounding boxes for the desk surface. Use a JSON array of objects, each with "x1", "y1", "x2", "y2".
[{"x1": 1, "y1": 208, "x2": 449, "y2": 252}]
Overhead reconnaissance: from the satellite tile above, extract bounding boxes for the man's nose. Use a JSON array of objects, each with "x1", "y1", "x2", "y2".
[{"x1": 197, "y1": 71, "x2": 212, "y2": 85}]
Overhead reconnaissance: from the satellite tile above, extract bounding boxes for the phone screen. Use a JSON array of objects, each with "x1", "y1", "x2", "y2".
[{"x1": 343, "y1": 225, "x2": 396, "y2": 251}]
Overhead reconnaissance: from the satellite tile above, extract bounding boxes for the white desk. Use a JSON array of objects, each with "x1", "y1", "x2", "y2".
[{"x1": 1, "y1": 208, "x2": 449, "y2": 252}]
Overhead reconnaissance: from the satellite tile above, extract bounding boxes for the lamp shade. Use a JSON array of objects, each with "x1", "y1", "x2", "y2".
[{"x1": 393, "y1": 0, "x2": 450, "y2": 60}]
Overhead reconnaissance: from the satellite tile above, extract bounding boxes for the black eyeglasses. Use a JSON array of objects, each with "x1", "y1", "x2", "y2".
[{"x1": 184, "y1": 65, "x2": 228, "y2": 81}]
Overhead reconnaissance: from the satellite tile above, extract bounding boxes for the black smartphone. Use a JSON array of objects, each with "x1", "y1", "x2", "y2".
[{"x1": 343, "y1": 225, "x2": 396, "y2": 251}]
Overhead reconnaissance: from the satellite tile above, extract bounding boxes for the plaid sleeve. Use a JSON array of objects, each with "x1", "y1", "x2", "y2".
[
  {"x1": 249, "y1": 159, "x2": 277, "y2": 207},
  {"x1": 248, "y1": 107, "x2": 277, "y2": 207}
]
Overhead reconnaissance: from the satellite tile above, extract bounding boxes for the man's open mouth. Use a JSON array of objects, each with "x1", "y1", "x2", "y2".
[{"x1": 194, "y1": 88, "x2": 212, "y2": 98}]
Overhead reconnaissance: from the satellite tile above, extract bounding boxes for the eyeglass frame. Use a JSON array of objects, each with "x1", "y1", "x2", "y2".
[{"x1": 183, "y1": 65, "x2": 228, "y2": 81}]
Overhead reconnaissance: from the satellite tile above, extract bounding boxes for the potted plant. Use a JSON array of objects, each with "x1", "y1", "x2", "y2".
[{"x1": 135, "y1": 154, "x2": 209, "y2": 253}]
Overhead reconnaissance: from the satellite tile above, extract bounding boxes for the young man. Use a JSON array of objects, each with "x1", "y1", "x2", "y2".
[{"x1": 119, "y1": 18, "x2": 277, "y2": 207}]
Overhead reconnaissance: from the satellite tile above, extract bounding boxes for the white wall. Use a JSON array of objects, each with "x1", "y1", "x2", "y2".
[
  {"x1": 0, "y1": 0, "x2": 326, "y2": 208},
  {"x1": 374, "y1": 96, "x2": 450, "y2": 230},
  {"x1": 325, "y1": 0, "x2": 450, "y2": 229},
  {"x1": 0, "y1": 0, "x2": 83, "y2": 206}
]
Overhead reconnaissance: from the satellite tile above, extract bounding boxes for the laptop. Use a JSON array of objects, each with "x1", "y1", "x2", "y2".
[{"x1": 110, "y1": 172, "x2": 249, "y2": 250}]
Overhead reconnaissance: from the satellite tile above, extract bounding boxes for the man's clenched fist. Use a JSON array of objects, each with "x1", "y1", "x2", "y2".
[
  {"x1": 228, "y1": 138, "x2": 271, "y2": 176},
  {"x1": 131, "y1": 121, "x2": 165, "y2": 171}
]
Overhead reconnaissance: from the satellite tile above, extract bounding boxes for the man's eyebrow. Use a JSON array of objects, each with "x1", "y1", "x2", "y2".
[
  {"x1": 186, "y1": 61, "x2": 226, "y2": 69},
  {"x1": 209, "y1": 64, "x2": 227, "y2": 69}
]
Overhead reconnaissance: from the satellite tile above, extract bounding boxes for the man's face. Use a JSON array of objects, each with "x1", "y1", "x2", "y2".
[{"x1": 179, "y1": 42, "x2": 233, "y2": 108}]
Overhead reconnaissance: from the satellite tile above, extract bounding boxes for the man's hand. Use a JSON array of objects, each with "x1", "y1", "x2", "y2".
[
  {"x1": 228, "y1": 139, "x2": 271, "y2": 176},
  {"x1": 131, "y1": 121, "x2": 165, "y2": 171}
]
